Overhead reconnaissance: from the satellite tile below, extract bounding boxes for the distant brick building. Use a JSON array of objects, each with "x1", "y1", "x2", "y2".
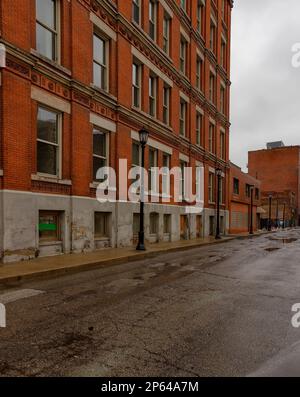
[
  {"x1": 0, "y1": 0, "x2": 233, "y2": 263},
  {"x1": 248, "y1": 144, "x2": 300, "y2": 228},
  {"x1": 229, "y1": 163, "x2": 262, "y2": 234}
]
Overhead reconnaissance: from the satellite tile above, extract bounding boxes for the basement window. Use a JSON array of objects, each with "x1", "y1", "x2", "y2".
[
  {"x1": 39, "y1": 211, "x2": 61, "y2": 242},
  {"x1": 94, "y1": 212, "x2": 110, "y2": 238}
]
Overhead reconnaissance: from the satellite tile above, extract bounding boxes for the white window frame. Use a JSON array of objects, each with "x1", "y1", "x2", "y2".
[
  {"x1": 37, "y1": 105, "x2": 62, "y2": 178},
  {"x1": 36, "y1": 0, "x2": 60, "y2": 62},
  {"x1": 132, "y1": 62, "x2": 142, "y2": 109},
  {"x1": 196, "y1": 0, "x2": 205, "y2": 35},
  {"x1": 209, "y1": 72, "x2": 216, "y2": 104},
  {"x1": 132, "y1": 0, "x2": 141, "y2": 25},
  {"x1": 92, "y1": 127, "x2": 109, "y2": 182},
  {"x1": 148, "y1": 147, "x2": 158, "y2": 194},
  {"x1": 220, "y1": 83, "x2": 226, "y2": 114},
  {"x1": 149, "y1": 0, "x2": 157, "y2": 41},
  {"x1": 209, "y1": 122, "x2": 215, "y2": 154},
  {"x1": 180, "y1": 36, "x2": 187, "y2": 75},
  {"x1": 93, "y1": 32, "x2": 109, "y2": 92},
  {"x1": 210, "y1": 17, "x2": 217, "y2": 54},
  {"x1": 163, "y1": 13, "x2": 170, "y2": 55},
  {"x1": 179, "y1": 99, "x2": 187, "y2": 137},
  {"x1": 209, "y1": 172, "x2": 215, "y2": 203},
  {"x1": 163, "y1": 84, "x2": 170, "y2": 125},
  {"x1": 162, "y1": 153, "x2": 171, "y2": 196},
  {"x1": 149, "y1": 74, "x2": 157, "y2": 117},
  {"x1": 196, "y1": 112, "x2": 202, "y2": 146}
]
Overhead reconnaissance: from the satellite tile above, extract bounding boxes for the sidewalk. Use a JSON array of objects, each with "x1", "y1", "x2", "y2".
[{"x1": 0, "y1": 236, "x2": 236, "y2": 285}]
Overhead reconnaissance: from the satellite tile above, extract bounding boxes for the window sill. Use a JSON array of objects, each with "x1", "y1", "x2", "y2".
[
  {"x1": 39, "y1": 240, "x2": 62, "y2": 247},
  {"x1": 94, "y1": 237, "x2": 110, "y2": 242},
  {"x1": 30, "y1": 49, "x2": 71, "y2": 76},
  {"x1": 32, "y1": 174, "x2": 72, "y2": 186},
  {"x1": 90, "y1": 84, "x2": 117, "y2": 101}
]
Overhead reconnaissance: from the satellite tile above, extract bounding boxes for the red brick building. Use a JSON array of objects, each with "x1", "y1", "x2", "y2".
[
  {"x1": 229, "y1": 163, "x2": 262, "y2": 234},
  {"x1": 248, "y1": 144, "x2": 300, "y2": 228},
  {"x1": 0, "y1": 0, "x2": 233, "y2": 263}
]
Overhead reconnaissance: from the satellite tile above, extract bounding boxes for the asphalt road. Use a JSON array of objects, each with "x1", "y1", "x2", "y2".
[{"x1": 1, "y1": 229, "x2": 300, "y2": 377}]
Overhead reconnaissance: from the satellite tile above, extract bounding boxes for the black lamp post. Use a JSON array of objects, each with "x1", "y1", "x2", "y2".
[
  {"x1": 136, "y1": 128, "x2": 149, "y2": 251},
  {"x1": 215, "y1": 168, "x2": 222, "y2": 240},
  {"x1": 268, "y1": 194, "x2": 272, "y2": 231},
  {"x1": 249, "y1": 185, "x2": 254, "y2": 235}
]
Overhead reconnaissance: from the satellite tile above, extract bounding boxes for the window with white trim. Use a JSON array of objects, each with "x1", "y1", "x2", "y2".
[
  {"x1": 162, "y1": 153, "x2": 171, "y2": 196},
  {"x1": 196, "y1": 112, "x2": 202, "y2": 146},
  {"x1": 179, "y1": 98, "x2": 187, "y2": 137},
  {"x1": 132, "y1": 0, "x2": 141, "y2": 25},
  {"x1": 209, "y1": 72, "x2": 216, "y2": 104},
  {"x1": 196, "y1": 0, "x2": 205, "y2": 35},
  {"x1": 221, "y1": 38, "x2": 226, "y2": 69},
  {"x1": 209, "y1": 172, "x2": 215, "y2": 203},
  {"x1": 220, "y1": 130, "x2": 226, "y2": 160},
  {"x1": 209, "y1": 122, "x2": 215, "y2": 154},
  {"x1": 93, "y1": 33, "x2": 108, "y2": 91},
  {"x1": 93, "y1": 127, "x2": 108, "y2": 182},
  {"x1": 149, "y1": 74, "x2": 157, "y2": 117},
  {"x1": 132, "y1": 62, "x2": 141, "y2": 108},
  {"x1": 163, "y1": 14, "x2": 170, "y2": 55},
  {"x1": 210, "y1": 17, "x2": 217, "y2": 54},
  {"x1": 220, "y1": 84, "x2": 226, "y2": 114},
  {"x1": 37, "y1": 106, "x2": 61, "y2": 176},
  {"x1": 196, "y1": 56, "x2": 203, "y2": 91},
  {"x1": 163, "y1": 84, "x2": 170, "y2": 125},
  {"x1": 149, "y1": 147, "x2": 158, "y2": 193},
  {"x1": 149, "y1": 0, "x2": 157, "y2": 41},
  {"x1": 36, "y1": 0, "x2": 59, "y2": 61},
  {"x1": 180, "y1": 36, "x2": 187, "y2": 75}
]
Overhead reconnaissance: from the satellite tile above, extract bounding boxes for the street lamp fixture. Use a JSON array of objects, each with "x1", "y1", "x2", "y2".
[
  {"x1": 215, "y1": 168, "x2": 222, "y2": 240},
  {"x1": 136, "y1": 128, "x2": 149, "y2": 251},
  {"x1": 249, "y1": 185, "x2": 254, "y2": 235}
]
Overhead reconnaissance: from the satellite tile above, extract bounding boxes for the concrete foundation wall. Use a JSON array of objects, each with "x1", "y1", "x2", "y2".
[{"x1": 0, "y1": 190, "x2": 229, "y2": 263}]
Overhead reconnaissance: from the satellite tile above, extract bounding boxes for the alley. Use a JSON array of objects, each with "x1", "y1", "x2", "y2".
[{"x1": 1, "y1": 230, "x2": 300, "y2": 376}]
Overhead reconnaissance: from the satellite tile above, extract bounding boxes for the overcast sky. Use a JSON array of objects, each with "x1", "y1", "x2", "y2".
[{"x1": 230, "y1": 0, "x2": 300, "y2": 170}]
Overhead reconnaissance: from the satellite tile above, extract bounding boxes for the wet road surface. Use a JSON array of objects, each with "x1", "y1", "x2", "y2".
[{"x1": 1, "y1": 229, "x2": 300, "y2": 376}]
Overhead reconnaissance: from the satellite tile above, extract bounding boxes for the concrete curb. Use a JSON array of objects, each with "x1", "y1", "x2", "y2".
[{"x1": 0, "y1": 237, "x2": 236, "y2": 285}]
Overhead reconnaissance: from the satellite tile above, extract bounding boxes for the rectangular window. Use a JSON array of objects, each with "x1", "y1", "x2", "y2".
[
  {"x1": 246, "y1": 184, "x2": 251, "y2": 198},
  {"x1": 180, "y1": 161, "x2": 187, "y2": 198},
  {"x1": 221, "y1": 38, "x2": 226, "y2": 69},
  {"x1": 150, "y1": 212, "x2": 159, "y2": 234},
  {"x1": 132, "y1": 63, "x2": 141, "y2": 108},
  {"x1": 209, "y1": 72, "x2": 216, "y2": 104},
  {"x1": 209, "y1": 123, "x2": 215, "y2": 154},
  {"x1": 209, "y1": 172, "x2": 215, "y2": 203},
  {"x1": 36, "y1": 0, "x2": 59, "y2": 61},
  {"x1": 220, "y1": 84, "x2": 226, "y2": 114},
  {"x1": 162, "y1": 153, "x2": 170, "y2": 196},
  {"x1": 149, "y1": 0, "x2": 157, "y2": 41},
  {"x1": 163, "y1": 14, "x2": 170, "y2": 54},
  {"x1": 233, "y1": 178, "x2": 239, "y2": 195},
  {"x1": 220, "y1": 130, "x2": 226, "y2": 160},
  {"x1": 255, "y1": 188, "x2": 260, "y2": 200},
  {"x1": 132, "y1": 141, "x2": 141, "y2": 167},
  {"x1": 39, "y1": 211, "x2": 61, "y2": 242},
  {"x1": 180, "y1": 37, "x2": 187, "y2": 75},
  {"x1": 196, "y1": 56, "x2": 202, "y2": 90},
  {"x1": 163, "y1": 214, "x2": 171, "y2": 234},
  {"x1": 37, "y1": 106, "x2": 60, "y2": 176},
  {"x1": 163, "y1": 85, "x2": 170, "y2": 125},
  {"x1": 94, "y1": 212, "x2": 110, "y2": 238},
  {"x1": 93, "y1": 128, "x2": 108, "y2": 181},
  {"x1": 149, "y1": 147, "x2": 158, "y2": 193},
  {"x1": 133, "y1": 213, "x2": 140, "y2": 235},
  {"x1": 196, "y1": 0, "x2": 205, "y2": 35},
  {"x1": 210, "y1": 18, "x2": 217, "y2": 54},
  {"x1": 93, "y1": 33, "x2": 108, "y2": 91},
  {"x1": 149, "y1": 75, "x2": 157, "y2": 117},
  {"x1": 179, "y1": 99, "x2": 187, "y2": 136},
  {"x1": 196, "y1": 112, "x2": 202, "y2": 146},
  {"x1": 132, "y1": 0, "x2": 141, "y2": 25}
]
